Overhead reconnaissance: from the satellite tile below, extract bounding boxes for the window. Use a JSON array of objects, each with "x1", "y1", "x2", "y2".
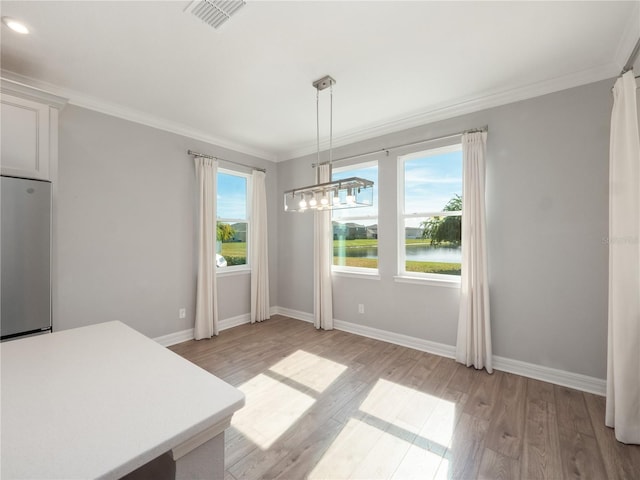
[
  {"x1": 217, "y1": 169, "x2": 250, "y2": 269},
  {"x1": 332, "y1": 161, "x2": 378, "y2": 272},
  {"x1": 399, "y1": 144, "x2": 462, "y2": 279}
]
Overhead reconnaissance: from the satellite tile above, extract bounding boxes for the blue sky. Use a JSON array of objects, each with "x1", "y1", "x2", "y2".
[
  {"x1": 404, "y1": 149, "x2": 462, "y2": 214},
  {"x1": 404, "y1": 149, "x2": 462, "y2": 228},
  {"x1": 217, "y1": 172, "x2": 247, "y2": 220}
]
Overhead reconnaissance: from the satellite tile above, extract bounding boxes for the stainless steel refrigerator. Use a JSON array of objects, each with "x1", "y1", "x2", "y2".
[{"x1": 1, "y1": 175, "x2": 52, "y2": 340}]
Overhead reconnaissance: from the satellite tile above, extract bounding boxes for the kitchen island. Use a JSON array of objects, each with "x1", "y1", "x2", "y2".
[{"x1": 1, "y1": 321, "x2": 244, "y2": 479}]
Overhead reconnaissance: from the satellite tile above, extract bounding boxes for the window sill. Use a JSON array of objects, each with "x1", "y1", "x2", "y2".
[
  {"x1": 393, "y1": 275, "x2": 461, "y2": 288},
  {"x1": 332, "y1": 269, "x2": 380, "y2": 281},
  {"x1": 217, "y1": 267, "x2": 250, "y2": 277}
]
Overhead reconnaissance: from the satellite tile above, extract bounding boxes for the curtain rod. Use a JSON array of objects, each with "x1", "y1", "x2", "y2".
[
  {"x1": 187, "y1": 150, "x2": 266, "y2": 173},
  {"x1": 622, "y1": 37, "x2": 640, "y2": 74},
  {"x1": 311, "y1": 126, "x2": 488, "y2": 168}
]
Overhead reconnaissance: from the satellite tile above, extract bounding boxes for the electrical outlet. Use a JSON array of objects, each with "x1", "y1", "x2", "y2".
[
  {"x1": 358, "y1": 304, "x2": 364, "y2": 314},
  {"x1": 179, "y1": 308, "x2": 186, "y2": 319}
]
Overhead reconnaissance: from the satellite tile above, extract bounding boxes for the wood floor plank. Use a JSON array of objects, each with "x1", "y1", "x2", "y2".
[
  {"x1": 165, "y1": 316, "x2": 639, "y2": 480},
  {"x1": 477, "y1": 447, "x2": 520, "y2": 480},
  {"x1": 447, "y1": 363, "x2": 482, "y2": 395},
  {"x1": 304, "y1": 415, "x2": 388, "y2": 479},
  {"x1": 555, "y1": 385, "x2": 595, "y2": 437},
  {"x1": 583, "y1": 392, "x2": 640, "y2": 479},
  {"x1": 390, "y1": 441, "x2": 445, "y2": 480},
  {"x1": 444, "y1": 412, "x2": 490, "y2": 479},
  {"x1": 330, "y1": 343, "x2": 416, "y2": 426},
  {"x1": 484, "y1": 372, "x2": 527, "y2": 459},
  {"x1": 417, "y1": 356, "x2": 458, "y2": 397},
  {"x1": 558, "y1": 427, "x2": 608, "y2": 479},
  {"x1": 465, "y1": 369, "x2": 505, "y2": 421},
  {"x1": 525, "y1": 378, "x2": 556, "y2": 407},
  {"x1": 269, "y1": 418, "x2": 345, "y2": 480},
  {"x1": 349, "y1": 420, "x2": 415, "y2": 479},
  {"x1": 229, "y1": 369, "x2": 368, "y2": 479},
  {"x1": 521, "y1": 396, "x2": 562, "y2": 479}
]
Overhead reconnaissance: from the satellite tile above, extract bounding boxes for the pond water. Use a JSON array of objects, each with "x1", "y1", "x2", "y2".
[{"x1": 334, "y1": 243, "x2": 462, "y2": 263}]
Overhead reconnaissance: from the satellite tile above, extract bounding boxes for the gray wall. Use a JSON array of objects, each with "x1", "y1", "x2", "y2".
[
  {"x1": 55, "y1": 78, "x2": 613, "y2": 379},
  {"x1": 56, "y1": 105, "x2": 277, "y2": 339},
  {"x1": 278, "y1": 79, "x2": 612, "y2": 379}
]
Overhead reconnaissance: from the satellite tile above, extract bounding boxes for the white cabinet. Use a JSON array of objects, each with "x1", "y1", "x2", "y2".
[{"x1": 1, "y1": 79, "x2": 67, "y2": 181}]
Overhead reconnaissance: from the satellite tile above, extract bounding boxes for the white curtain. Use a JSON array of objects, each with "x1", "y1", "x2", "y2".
[
  {"x1": 456, "y1": 131, "x2": 492, "y2": 373},
  {"x1": 194, "y1": 157, "x2": 219, "y2": 339},
  {"x1": 606, "y1": 70, "x2": 640, "y2": 445},
  {"x1": 250, "y1": 170, "x2": 270, "y2": 323},
  {"x1": 314, "y1": 164, "x2": 333, "y2": 330}
]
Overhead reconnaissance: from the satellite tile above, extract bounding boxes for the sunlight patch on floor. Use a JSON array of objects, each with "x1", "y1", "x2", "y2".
[
  {"x1": 308, "y1": 417, "x2": 409, "y2": 479},
  {"x1": 231, "y1": 373, "x2": 315, "y2": 449},
  {"x1": 310, "y1": 379, "x2": 457, "y2": 479},
  {"x1": 268, "y1": 349, "x2": 347, "y2": 393},
  {"x1": 391, "y1": 444, "x2": 446, "y2": 480},
  {"x1": 360, "y1": 378, "x2": 455, "y2": 440},
  {"x1": 417, "y1": 394, "x2": 457, "y2": 450}
]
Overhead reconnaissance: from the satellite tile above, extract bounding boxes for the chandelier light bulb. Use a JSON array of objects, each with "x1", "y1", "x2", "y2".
[
  {"x1": 346, "y1": 188, "x2": 355, "y2": 204},
  {"x1": 299, "y1": 195, "x2": 307, "y2": 210},
  {"x1": 320, "y1": 196, "x2": 329, "y2": 206},
  {"x1": 309, "y1": 194, "x2": 317, "y2": 208}
]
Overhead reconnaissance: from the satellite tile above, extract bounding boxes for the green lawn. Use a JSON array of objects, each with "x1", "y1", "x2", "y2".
[
  {"x1": 333, "y1": 238, "x2": 377, "y2": 247},
  {"x1": 334, "y1": 257, "x2": 460, "y2": 275},
  {"x1": 220, "y1": 242, "x2": 246, "y2": 256},
  {"x1": 222, "y1": 240, "x2": 460, "y2": 275},
  {"x1": 220, "y1": 242, "x2": 247, "y2": 265}
]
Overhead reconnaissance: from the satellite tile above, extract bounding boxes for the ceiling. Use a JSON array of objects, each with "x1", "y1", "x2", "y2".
[{"x1": 1, "y1": 1, "x2": 639, "y2": 161}]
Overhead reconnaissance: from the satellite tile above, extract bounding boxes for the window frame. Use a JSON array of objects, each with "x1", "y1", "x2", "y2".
[
  {"x1": 216, "y1": 167, "x2": 252, "y2": 275},
  {"x1": 396, "y1": 143, "x2": 462, "y2": 286},
  {"x1": 331, "y1": 159, "x2": 379, "y2": 277}
]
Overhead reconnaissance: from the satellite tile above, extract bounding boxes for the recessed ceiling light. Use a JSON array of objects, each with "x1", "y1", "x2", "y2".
[{"x1": 2, "y1": 17, "x2": 29, "y2": 34}]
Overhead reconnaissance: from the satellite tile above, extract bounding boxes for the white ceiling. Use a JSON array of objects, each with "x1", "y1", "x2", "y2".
[{"x1": 1, "y1": 1, "x2": 639, "y2": 161}]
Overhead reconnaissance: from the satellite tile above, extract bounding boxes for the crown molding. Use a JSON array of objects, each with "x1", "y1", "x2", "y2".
[
  {"x1": 612, "y1": 2, "x2": 640, "y2": 70},
  {"x1": 0, "y1": 70, "x2": 277, "y2": 162},
  {"x1": 1, "y1": 77, "x2": 68, "y2": 109},
  {"x1": 3, "y1": 59, "x2": 619, "y2": 165},
  {"x1": 278, "y1": 62, "x2": 618, "y2": 161}
]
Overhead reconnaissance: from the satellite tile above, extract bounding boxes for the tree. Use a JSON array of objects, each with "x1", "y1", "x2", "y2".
[
  {"x1": 421, "y1": 194, "x2": 462, "y2": 246},
  {"x1": 217, "y1": 222, "x2": 236, "y2": 242}
]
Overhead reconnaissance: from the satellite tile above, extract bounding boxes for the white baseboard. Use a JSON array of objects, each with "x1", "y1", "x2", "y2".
[
  {"x1": 154, "y1": 328, "x2": 194, "y2": 347},
  {"x1": 271, "y1": 306, "x2": 314, "y2": 323},
  {"x1": 219, "y1": 313, "x2": 251, "y2": 331},
  {"x1": 333, "y1": 319, "x2": 457, "y2": 360},
  {"x1": 492, "y1": 355, "x2": 605, "y2": 396},
  {"x1": 154, "y1": 313, "x2": 253, "y2": 347},
  {"x1": 276, "y1": 308, "x2": 606, "y2": 396}
]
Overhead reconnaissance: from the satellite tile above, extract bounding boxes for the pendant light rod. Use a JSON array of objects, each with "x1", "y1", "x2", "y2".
[
  {"x1": 284, "y1": 74, "x2": 374, "y2": 213},
  {"x1": 329, "y1": 81, "x2": 333, "y2": 164},
  {"x1": 314, "y1": 75, "x2": 335, "y2": 182}
]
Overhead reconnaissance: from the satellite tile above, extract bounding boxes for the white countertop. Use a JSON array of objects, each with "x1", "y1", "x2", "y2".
[{"x1": 1, "y1": 321, "x2": 245, "y2": 479}]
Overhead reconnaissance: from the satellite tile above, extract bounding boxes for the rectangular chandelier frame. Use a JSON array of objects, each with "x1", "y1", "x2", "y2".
[{"x1": 284, "y1": 177, "x2": 373, "y2": 212}]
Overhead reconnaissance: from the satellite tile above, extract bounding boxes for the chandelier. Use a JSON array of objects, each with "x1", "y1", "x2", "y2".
[{"x1": 283, "y1": 75, "x2": 374, "y2": 212}]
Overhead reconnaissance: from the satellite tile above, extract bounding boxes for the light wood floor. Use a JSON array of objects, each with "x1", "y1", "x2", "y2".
[{"x1": 169, "y1": 315, "x2": 640, "y2": 480}]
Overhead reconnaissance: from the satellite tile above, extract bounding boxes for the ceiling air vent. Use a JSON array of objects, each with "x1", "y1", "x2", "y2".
[{"x1": 186, "y1": 0, "x2": 246, "y2": 29}]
